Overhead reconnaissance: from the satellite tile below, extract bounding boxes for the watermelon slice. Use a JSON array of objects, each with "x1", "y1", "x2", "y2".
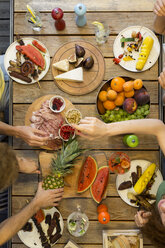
[
  {"x1": 16, "y1": 44, "x2": 45, "y2": 69},
  {"x1": 90, "y1": 166, "x2": 109, "y2": 203},
  {"x1": 77, "y1": 156, "x2": 97, "y2": 193}
]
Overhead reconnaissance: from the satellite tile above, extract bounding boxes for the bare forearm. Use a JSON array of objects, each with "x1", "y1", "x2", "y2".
[
  {"x1": 153, "y1": 15, "x2": 165, "y2": 34},
  {"x1": 107, "y1": 119, "x2": 164, "y2": 137},
  {"x1": 0, "y1": 121, "x2": 19, "y2": 137},
  {"x1": 0, "y1": 199, "x2": 39, "y2": 245}
]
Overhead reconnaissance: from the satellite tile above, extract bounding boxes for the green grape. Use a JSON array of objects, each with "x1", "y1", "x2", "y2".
[
  {"x1": 109, "y1": 115, "x2": 115, "y2": 121},
  {"x1": 104, "y1": 113, "x2": 109, "y2": 118},
  {"x1": 128, "y1": 116, "x2": 132, "y2": 120},
  {"x1": 106, "y1": 110, "x2": 111, "y2": 115},
  {"x1": 136, "y1": 109, "x2": 141, "y2": 115},
  {"x1": 116, "y1": 114, "x2": 121, "y2": 119},
  {"x1": 131, "y1": 114, "x2": 135, "y2": 119},
  {"x1": 118, "y1": 109, "x2": 124, "y2": 116},
  {"x1": 140, "y1": 108, "x2": 145, "y2": 114},
  {"x1": 144, "y1": 104, "x2": 150, "y2": 110},
  {"x1": 125, "y1": 118, "x2": 129, "y2": 121},
  {"x1": 144, "y1": 110, "x2": 149, "y2": 115},
  {"x1": 111, "y1": 110, "x2": 115, "y2": 115},
  {"x1": 123, "y1": 111, "x2": 127, "y2": 116}
]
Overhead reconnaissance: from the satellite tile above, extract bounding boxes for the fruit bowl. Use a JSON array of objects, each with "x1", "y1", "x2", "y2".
[{"x1": 96, "y1": 76, "x2": 150, "y2": 123}]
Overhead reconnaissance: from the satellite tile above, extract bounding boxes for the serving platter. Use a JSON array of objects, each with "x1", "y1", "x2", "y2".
[
  {"x1": 116, "y1": 160, "x2": 163, "y2": 207},
  {"x1": 4, "y1": 38, "x2": 50, "y2": 84},
  {"x1": 103, "y1": 229, "x2": 143, "y2": 248},
  {"x1": 113, "y1": 26, "x2": 160, "y2": 72},
  {"x1": 52, "y1": 40, "x2": 105, "y2": 95},
  {"x1": 25, "y1": 94, "x2": 75, "y2": 150},
  {"x1": 18, "y1": 207, "x2": 63, "y2": 248}
]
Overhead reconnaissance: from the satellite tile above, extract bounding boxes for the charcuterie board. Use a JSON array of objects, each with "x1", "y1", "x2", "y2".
[
  {"x1": 52, "y1": 41, "x2": 105, "y2": 95},
  {"x1": 39, "y1": 151, "x2": 109, "y2": 199},
  {"x1": 25, "y1": 95, "x2": 75, "y2": 150}
]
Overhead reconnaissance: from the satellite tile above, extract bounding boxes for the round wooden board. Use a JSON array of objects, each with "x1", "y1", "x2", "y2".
[
  {"x1": 52, "y1": 40, "x2": 105, "y2": 95},
  {"x1": 25, "y1": 94, "x2": 75, "y2": 150}
]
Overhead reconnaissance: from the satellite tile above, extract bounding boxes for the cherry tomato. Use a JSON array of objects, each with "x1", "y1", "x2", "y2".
[
  {"x1": 113, "y1": 58, "x2": 121, "y2": 64},
  {"x1": 118, "y1": 54, "x2": 124, "y2": 59}
]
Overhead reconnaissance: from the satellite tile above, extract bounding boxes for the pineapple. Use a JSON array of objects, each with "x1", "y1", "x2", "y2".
[{"x1": 42, "y1": 139, "x2": 83, "y2": 190}]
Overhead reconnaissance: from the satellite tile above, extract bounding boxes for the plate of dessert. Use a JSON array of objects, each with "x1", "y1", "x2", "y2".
[
  {"x1": 52, "y1": 40, "x2": 105, "y2": 95},
  {"x1": 116, "y1": 160, "x2": 163, "y2": 208},
  {"x1": 4, "y1": 37, "x2": 50, "y2": 84},
  {"x1": 113, "y1": 26, "x2": 160, "y2": 72},
  {"x1": 18, "y1": 207, "x2": 63, "y2": 248},
  {"x1": 25, "y1": 94, "x2": 81, "y2": 150}
]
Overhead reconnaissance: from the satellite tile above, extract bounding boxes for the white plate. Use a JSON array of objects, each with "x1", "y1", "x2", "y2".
[
  {"x1": 116, "y1": 160, "x2": 163, "y2": 207},
  {"x1": 4, "y1": 38, "x2": 50, "y2": 84},
  {"x1": 113, "y1": 26, "x2": 160, "y2": 72},
  {"x1": 18, "y1": 207, "x2": 64, "y2": 248}
]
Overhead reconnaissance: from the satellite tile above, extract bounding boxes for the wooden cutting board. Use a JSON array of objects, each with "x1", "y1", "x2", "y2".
[
  {"x1": 52, "y1": 40, "x2": 105, "y2": 95},
  {"x1": 39, "y1": 151, "x2": 109, "y2": 199},
  {"x1": 25, "y1": 94, "x2": 75, "y2": 150}
]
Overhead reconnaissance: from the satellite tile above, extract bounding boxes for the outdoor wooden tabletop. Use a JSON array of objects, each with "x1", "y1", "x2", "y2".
[{"x1": 12, "y1": 0, "x2": 161, "y2": 247}]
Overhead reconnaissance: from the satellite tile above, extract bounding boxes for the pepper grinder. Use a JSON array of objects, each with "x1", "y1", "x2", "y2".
[{"x1": 74, "y1": 3, "x2": 86, "y2": 27}]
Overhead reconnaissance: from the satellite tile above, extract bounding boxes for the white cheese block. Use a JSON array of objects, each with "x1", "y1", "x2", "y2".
[
  {"x1": 53, "y1": 59, "x2": 69, "y2": 72},
  {"x1": 54, "y1": 67, "x2": 83, "y2": 82}
]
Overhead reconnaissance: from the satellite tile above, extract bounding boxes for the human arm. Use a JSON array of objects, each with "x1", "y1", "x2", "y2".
[
  {"x1": 134, "y1": 210, "x2": 152, "y2": 227},
  {"x1": 73, "y1": 117, "x2": 165, "y2": 155},
  {"x1": 153, "y1": 0, "x2": 165, "y2": 34},
  {"x1": 0, "y1": 182, "x2": 64, "y2": 245},
  {"x1": 0, "y1": 121, "x2": 49, "y2": 146},
  {"x1": 17, "y1": 156, "x2": 40, "y2": 174}
]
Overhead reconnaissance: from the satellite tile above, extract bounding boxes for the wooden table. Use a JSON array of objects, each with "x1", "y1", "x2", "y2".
[{"x1": 11, "y1": 0, "x2": 162, "y2": 247}]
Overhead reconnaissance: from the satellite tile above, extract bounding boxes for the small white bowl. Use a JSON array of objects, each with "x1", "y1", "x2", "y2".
[
  {"x1": 65, "y1": 108, "x2": 82, "y2": 125},
  {"x1": 49, "y1": 95, "x2": 66, "y2": 113},
  {"x1": 59, "y1": 124, "x2": 76, "y2": 141}
]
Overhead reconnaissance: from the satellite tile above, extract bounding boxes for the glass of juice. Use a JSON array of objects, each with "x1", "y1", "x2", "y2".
[{"x1": 108, "y1": 152, "x2": 131, "y2": 174}]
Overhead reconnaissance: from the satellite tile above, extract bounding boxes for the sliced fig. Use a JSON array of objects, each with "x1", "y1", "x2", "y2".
[
  {"x1": 68, "y1": 53, "x2": 77, "y2": 64},
  {"x1": 75, "y1": 57, "x2": 84, "y2": 68}
]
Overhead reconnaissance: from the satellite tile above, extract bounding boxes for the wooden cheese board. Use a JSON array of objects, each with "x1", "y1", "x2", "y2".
[
  {"x1": 52, "y1": 40, "x2": 105, "y2": 95},
  {"x1": 39, "y1": 151, "x2": 109, "y2": 199},
  {"x1": 25, "y1": 94, "x2": 75, "y2": 150}
]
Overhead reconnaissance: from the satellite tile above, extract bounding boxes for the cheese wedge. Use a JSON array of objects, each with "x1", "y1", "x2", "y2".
[
  {"x1": 54, "y1": 67, "x2": 83, "y2": 82},
  {"x1": 53, "y1": 59, "x2": 69, "y2": 72}
]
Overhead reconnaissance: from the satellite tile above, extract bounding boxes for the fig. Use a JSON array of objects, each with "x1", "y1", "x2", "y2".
[
  {"x1": 75, "y1": 44, "x2": 85, "y2": 57},
  {"x1": 75, "y1": 57, "x2": 84, "y2": 68},
  {"x1": 134, "y1": 88, "x2": 150, "y2": 105},
  {"x1": 123, "y1": 98, "x2": 137, "y2": 114},
  {"x1": 68, "y1": 53, "x2": 77, "y2": 64},
  {"x1": 83, "y1": 56, "x2": 94, "y2": 69}
]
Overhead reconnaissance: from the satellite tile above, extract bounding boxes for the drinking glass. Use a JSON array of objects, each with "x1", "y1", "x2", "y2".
[
  {"x1": 25, "y1": 10, "x2": 42, "y2": 32},
  {"x1": 94, "y1": 23, "x2": 110, "y2": 45}
]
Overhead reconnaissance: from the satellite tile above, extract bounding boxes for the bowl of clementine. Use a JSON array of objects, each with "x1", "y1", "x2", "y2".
[{"x1": 96, "y1": 76, "x2": 150, "y2": 123}]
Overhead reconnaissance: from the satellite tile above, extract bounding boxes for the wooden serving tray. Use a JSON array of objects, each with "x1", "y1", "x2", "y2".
[
  {"x1": 39, "y1": 151, "x2": 109, "y2": 199},
  {"x1": 52, "y1": 40, "x2": 105, "y2": 95},
  {"x1": 25, "y1": 94, "x2": 75, "y2": 150}
]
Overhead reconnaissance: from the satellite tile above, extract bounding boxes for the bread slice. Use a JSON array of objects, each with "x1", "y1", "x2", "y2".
[{"x1": 112, "y1": 235, "x2": 131, "y2": 248}]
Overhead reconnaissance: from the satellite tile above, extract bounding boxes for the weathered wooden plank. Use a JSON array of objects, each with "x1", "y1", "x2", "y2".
[
  {"x1": 0, "y1": 1, "x2": 10, "y2": 19},
  {"x1": 11, "y1": 245, "x2": 156, "y2": 248},
  {"x1": 12, "y1": 197, "x2": 137, "y2": 220},
  {"x1": 14, "y1": 35, "x2": 114, "y2": 57},
  {"x1": 0, "y1": 36, "x2": 10, "y2": 54},
  {"x1": 12, "y1": 220, "x2": 153, "y2": 245},
  {"x1": 14, "y1": 0, "x2": 155, "y2": 12},
  {"x1": 13, "y1": 80, "x2": 158, "y2": 104},
  {"x1": 12, "y1": 104, "x2": 159, "y2": 149},
  {"x1": 12, "y1": 150, "x2": 159, "y2": 196},
  {"x1": 0, "y1": 20, "x2": 10, "y2": 36},
  {"x1": 14, "y1": 12, "x2": 155, "y2": 35}
]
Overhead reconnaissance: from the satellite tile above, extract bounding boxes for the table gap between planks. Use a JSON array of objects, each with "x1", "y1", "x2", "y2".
[{"x1": 12, "y1": 1, "x2": 160, "y2": 247}]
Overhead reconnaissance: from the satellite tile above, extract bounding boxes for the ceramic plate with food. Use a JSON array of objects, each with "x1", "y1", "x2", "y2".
[
  {"x1": 4, "y1": 38, "x2": 50, "y2": 84},
  {"x1": 116, "y1": 160, "x2": 163, "y2": 207},
  {"x1": 113, "y1": 26, "x2": 160, "y2": 72},
  {"x1": 18, "y1": 207, "x2": 64, "y2": 248}
]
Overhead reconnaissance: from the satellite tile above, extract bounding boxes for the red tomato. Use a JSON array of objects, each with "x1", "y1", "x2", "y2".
[{"x1": 113, "y1": 58, "x2": 121, "y2": 64}]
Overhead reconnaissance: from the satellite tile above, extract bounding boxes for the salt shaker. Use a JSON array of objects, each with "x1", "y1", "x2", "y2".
[{"x1": 74, "y1": 3, "x2": 86, "y2": 27}]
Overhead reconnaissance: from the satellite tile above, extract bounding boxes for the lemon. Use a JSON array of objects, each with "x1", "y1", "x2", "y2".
[
  {"x1": 92, "y1": 21, "x2": 105, "y2": 31},
  {"x1": 26, "y1": 4, "x2": 36, "y2": 19}
]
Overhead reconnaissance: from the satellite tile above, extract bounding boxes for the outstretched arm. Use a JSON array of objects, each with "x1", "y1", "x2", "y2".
[
  {"x1": 153, "y1": 0, "x2": 165, "y2": 34},
  {"x1": 0, "y1": 121, "x2": 49, "y2": 147},
  {"x1": 0, "y1": 183, "x2": 64, "y2": 245},
  {"x1": 73, "y1": 118, "x2": 165, "y2": 155}
]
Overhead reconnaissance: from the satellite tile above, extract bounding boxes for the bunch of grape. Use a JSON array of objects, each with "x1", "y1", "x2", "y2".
[{"x1": 101, "y1": 104, "x2": 150, "y2": 123}]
